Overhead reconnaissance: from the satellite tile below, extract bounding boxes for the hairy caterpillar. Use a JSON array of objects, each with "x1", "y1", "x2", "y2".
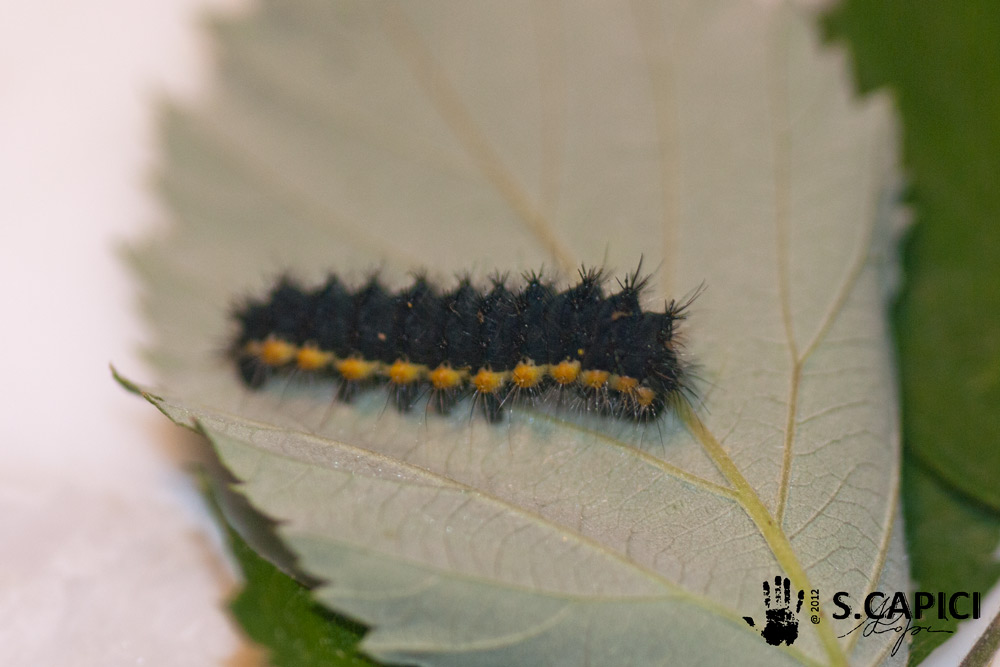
[{"x1": 231, "y1": 267, "x2": 694, "y2": 422}]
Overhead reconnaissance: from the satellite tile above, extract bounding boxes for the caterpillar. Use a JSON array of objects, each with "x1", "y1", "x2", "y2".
[{"x1": 230, "y1": 267, "x2": 693, "y2": 422}]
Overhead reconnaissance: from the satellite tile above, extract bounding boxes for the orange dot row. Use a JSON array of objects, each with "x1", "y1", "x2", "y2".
[{"x1": 244, "y1": 337, "x2": 657, "y2": 407}]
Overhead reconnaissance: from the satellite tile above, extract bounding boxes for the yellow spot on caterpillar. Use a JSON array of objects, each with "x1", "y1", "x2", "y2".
[
  {"x1": 296, "y1": 345, "x2": 332, "y2": 371},
  {"x1": 260, "y1": 338, "x2": 296, "y2": 366},
  {"x1": 473, "y1": 368, "x2": 505, "y2": 394},
  {"x1": 551, "y1": 360, "x2": 580, "y2": 385},
  {"x1": 511, "y1": 361, "x2": 544, "y2": 389},
  {"x1": 577, "y1": 348, "x2": 585, "y2": 357},
  {"x1": 580, "y1": 369, "x2": 610, "y2": 389},
  {"x1": 337, "y1": 357, "x2": 376, "y2": 381},
  {"x1": 429, "y1": 364, "x2": 463, "y2": 390},
  {"x1": 611, "y1": 375, "x2": 639, "y2": 393},
  {"x1": 388, "y1": 360, "x2": 422, "y2": 385},
  {"x1": 635, "y1": 387, "x2": 657, "y2": 408}
]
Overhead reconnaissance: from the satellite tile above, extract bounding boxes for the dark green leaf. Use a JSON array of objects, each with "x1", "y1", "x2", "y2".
[
  {"x1": 902, "y1": 457, "x2": 1000, "y2": 663},
  {"x1": 827, "y1": 0, "x2": 1000, "y2": 510},
  {"x1": 214, "y1": 478, "x2": 381, "y2": 667}
]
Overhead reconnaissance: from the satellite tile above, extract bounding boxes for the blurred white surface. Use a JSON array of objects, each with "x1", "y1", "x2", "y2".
[{"x1": 0, "y1": 2, "x2": 253, "y2": 665}]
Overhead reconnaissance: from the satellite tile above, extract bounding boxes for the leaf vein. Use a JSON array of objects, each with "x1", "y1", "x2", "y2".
[{"x1": 381, "y1": 4, "x2": 577, "y2": 274}]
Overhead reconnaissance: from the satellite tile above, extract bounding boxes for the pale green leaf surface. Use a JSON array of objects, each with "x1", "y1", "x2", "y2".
[{"x1": 133, "y1": 1, "x2": 907, "y2": 664}]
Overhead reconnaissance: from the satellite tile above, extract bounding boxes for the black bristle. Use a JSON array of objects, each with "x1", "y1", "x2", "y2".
[
  {"x1": 590, "y1": 271, "x2": 647, "y2": 376},
  {"x1": 439, "y1": 279, "x2": 481, "y2": 369},
  {"x1": 233, "y1": 299, "x2": 271, "y2": 346},
  {"x1": 479, "y1": 392, "x2": 504, "y2": 423},
  {"x1": 351, "y1": 278, "x2": 396, "y2": 363},
  {"x1": 267, "y1": 278, "x2": 311, "y2": 344},
  {"x1": 480, "y1": 278, "x2": 520, "y2": 371},
  {"x1": 237, "y1": 355, "x2": 270, "y2": 388},
  {"x1": 516, "y1": 272, "x2": 554, "y2": 363},
  {"x1": 392, "y1": 383, "x2": 422, "y2": 412},
  {"x1": 544, "y1": 267, "x2": 605, "y2": 364},
  {"x1": 394, "y1": 276, "x2": 443, "y2": 366},
  {"x1": 307, "y1": 275, "x2": 353, "y2": 356}
]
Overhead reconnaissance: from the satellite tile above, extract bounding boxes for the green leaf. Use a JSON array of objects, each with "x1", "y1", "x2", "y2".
[
  {"x1": 826, "y1": 0, "x2": 1000, "y2": 511},
  {"x1": 128, "y1": 2, "x2": 907, "y2": 664},
  {"x1": 186, "y1": 450, "x2": 379, "y2": 666},
  {"x1": 222, "y1": 491, "x2": 377, "y2": 667},
  {"x1": 901, "y1": 458, "x2": 1000, "y2": 664}
]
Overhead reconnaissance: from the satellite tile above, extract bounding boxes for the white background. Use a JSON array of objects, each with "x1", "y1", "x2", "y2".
[
  {"x1": 0, "y1": 2, "x2": 995, "y2": 666},
  {"x1": 0, "y1": 2, "x2": 252, "y2": 665}
]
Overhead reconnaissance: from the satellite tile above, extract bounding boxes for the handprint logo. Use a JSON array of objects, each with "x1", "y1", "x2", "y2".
[{"x1": 743, "y1": 576, "x2": 805, "y2": 646}]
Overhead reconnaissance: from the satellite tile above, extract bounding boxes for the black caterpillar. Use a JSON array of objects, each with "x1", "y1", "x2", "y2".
[{"x1": 230, "y1": 267, "x2": 693, "y2": 422}]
